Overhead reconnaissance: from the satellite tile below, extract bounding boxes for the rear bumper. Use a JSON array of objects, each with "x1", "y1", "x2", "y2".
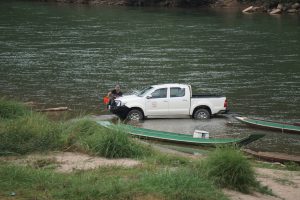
[
  {"x1": 110, "y1": 105, "x2": 130, "y2": 119},
  {"x1": 218, "y1": 109, "x2": 229, "y2": 114}
]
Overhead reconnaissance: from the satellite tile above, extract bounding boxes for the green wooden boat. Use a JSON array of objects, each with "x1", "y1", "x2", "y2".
[
  {"x1": 97, "y1": 121, "x2": 265, "y2": 146},
  {"x1": 235, "y1": 116, "x2": 300, "y2": 134}
]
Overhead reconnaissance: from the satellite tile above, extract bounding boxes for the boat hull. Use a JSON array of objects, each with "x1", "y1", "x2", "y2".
[
  {"x1": 235, "y1": 117, "x2": 300, "y2": 134},
  {"x1": 96, "y1": 121, "x2": 264, "y2": 147}
]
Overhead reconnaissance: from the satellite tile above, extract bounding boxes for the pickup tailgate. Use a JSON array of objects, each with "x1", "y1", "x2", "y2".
[{"x1": 190, "y1": 95, "x2": 227, "y2": 115}]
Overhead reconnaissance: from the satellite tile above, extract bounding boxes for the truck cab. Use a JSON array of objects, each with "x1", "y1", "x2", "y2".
[{"x1": 110, "y1": 84, "x2": 228, "y2": 120}]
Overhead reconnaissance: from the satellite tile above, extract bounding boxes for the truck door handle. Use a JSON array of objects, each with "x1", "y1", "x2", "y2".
[
  {"x1": 163, "y1": 100, "x2": 168, "y2": 102},
  {"x1": 182, "y1": 99, "x2": 188, "y2": 102}
]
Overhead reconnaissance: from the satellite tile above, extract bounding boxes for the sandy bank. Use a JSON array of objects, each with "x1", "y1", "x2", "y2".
[
  {"x1": 2, "y1": 152, "x2": 141, "y2": 172},
  {"x1": 225, "y1": 167, "x2": 300, "y2": 200}
]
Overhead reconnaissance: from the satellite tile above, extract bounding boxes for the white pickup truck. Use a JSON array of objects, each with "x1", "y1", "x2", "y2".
[{"x1": 110, "y1": 84, "x2": 228, "y2": 120}]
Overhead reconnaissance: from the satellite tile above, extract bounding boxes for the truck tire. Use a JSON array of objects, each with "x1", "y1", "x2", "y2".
[
  {"x1": 193, "y1": 108, "x2": 210, "y2": 120},
  {"x1": 127, "y1": 109, "x2": 144, "y2": 121}
]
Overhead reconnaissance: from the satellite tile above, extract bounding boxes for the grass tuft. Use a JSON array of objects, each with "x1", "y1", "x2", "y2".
[
  {"x1": 202, "y1": 146, "x2": 257, "y2": 193},
  {"x1": 63, "y1": 119, "x2": 153, "y2": 158},
  {"x1": 0, "y1": 98, "x2": 30, "y2": 119},
  {"x1": 86, "y1": 127, "x2": 153, "y2": 158},
  {"x1": 0, "y1": 113, "x2": 63, "y2": 155},
  {"x1": 62, "y1": 119, "x2": 103, "y2": 152}
]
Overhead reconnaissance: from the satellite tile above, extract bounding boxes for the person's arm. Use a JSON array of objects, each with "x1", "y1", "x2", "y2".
[{"x1": 107, "y1": 91, "x2": 112, "y2": 97}]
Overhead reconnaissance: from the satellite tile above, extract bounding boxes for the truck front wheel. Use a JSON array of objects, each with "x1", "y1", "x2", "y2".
[
  {"x1": 193, "y1": 108, "x2": 210, "y2": 120},
  {"x1": 126, "y1": 109, "x2": 144, "y2": 121}
]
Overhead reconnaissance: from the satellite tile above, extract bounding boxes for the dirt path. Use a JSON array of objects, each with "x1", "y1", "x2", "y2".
[
  {"x1": 2, "y1": 152, "x2": 140, "y2": 173},
  {"x1": 225, "y1": 167, "x2": 300, "y2": 200},
  {"x1": 53, "y1": 152, "x2": 141, "y2": 172}
]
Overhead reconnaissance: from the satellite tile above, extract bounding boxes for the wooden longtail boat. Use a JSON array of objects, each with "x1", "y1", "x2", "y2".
[
  {"x1": 235, "y1": 116, "x2": 300, "y2": 134},
  {"x1": 243, "y1": 149, "x2": 300, "y2": 164},
  {"x1": 97, "y1": 121, "x2": 264, "y2": 147}
]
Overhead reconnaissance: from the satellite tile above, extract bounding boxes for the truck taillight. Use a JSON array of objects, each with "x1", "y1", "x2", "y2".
[{"x1": 224, "y1": 99, "x2": 228, "y2": 108}]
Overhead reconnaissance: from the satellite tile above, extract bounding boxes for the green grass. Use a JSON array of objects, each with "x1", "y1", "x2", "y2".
[
  {"x1": 0, "y1": 113, "x2": 63, "y2": 155},
  {"x1": 86, "y1": 128, "x2": 153, "y2": 158},
  {"x1": 201, "y1": 146, "x2": 257, "y2": 193},
  {"x1": 63, "y1": 119, "x2": 154, "y2": 158},
  {"x1": 144, "y1": 151, "x2": 191, "y2": 167},
  {"x1": 0, "y1": 99, "x2": 282, "y2": 199},
  {"x1": 0, "y1": 115, "x2": 154, "y2": 158},
  {"x1": 0, "y1": 98, "x2": 30, "y2": 119},
  {"x1": 136, "y1": 168, "x2": 228, "y2": 200},
  {"x1": 0, "y1": 164, "x2": 228, "y2": 200},
  {"x1": 284, "y1": 161, "x2": 300, "y2": 171},
  {"x1": 0, "y1": 99, "x2": 154, "y2": 158},
  {"x1": 199, "y1": 147, "x2": 275, "y2": 195}
]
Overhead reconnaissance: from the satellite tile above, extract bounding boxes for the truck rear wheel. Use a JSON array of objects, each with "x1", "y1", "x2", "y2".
[
  {"x1": 127, "y1": 109, "x2": 144, "y2": 121},
  {"x1": 193, "y1": 108, "x2": 210, "y2": 120}
]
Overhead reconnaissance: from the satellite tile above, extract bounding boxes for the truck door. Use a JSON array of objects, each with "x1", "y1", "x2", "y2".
[
  {"x1": 168, "y1": 87, "x2": 190, "y2": 115},
  {"x1": 145, "y1": 88, "x2": 169, "y2": 116}
]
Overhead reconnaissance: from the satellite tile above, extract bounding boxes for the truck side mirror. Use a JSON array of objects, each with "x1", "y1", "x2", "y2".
[{"x1": 146, "y1": 95, "x2": 152, "y2": 99}]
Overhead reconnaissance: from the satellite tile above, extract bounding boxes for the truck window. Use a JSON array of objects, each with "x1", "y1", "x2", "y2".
[
  {"x1": 137, "y1": 87, "x2": 153, "y2": 97},
  {"x1": 170, "y1": 87, "x2": 185, "y2": 97},
  {"x1": 151, "y1": 88, "x2": 167, "y2": 98}
]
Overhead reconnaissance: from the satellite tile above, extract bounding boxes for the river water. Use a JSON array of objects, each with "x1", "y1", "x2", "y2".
[{"x1": 1, "y1": 0, "x2": 300, "y2": 154}]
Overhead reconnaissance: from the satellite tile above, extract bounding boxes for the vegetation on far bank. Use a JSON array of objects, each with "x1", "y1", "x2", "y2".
[
  {"x1": 0, "y1": 98, "x2": 275, "y2": 200},
  {"x1": 39, "y1": 0, "x2": 300, "y2": 8},
  {"x1": 238, "y1": 0, "x2": 300, "y2": 4},
  {"x1": 39, "y1": 0, "x2": 218, "y2": 7}
]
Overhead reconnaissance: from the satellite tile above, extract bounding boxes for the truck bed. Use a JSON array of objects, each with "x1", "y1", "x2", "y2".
[{"x1": 192, "y1": 94, "x2": 224, "y2": 98}]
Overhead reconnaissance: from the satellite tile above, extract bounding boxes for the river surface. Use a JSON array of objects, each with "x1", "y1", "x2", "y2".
[{"x1": 1, "y1": 0, "x2": 300, "y2": 154}]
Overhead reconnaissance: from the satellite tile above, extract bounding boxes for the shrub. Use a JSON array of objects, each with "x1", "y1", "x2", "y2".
[
  {"x1": 64, "y1": 119, "x2": 153, "y2": 158},
  {"x1": 86, "y1": 127, "x2": 153, "y2": 158},
  {"x1": 0, "y1": 99, "x2": 29, "y2": 119},
  {"x1": 0, "y1": 113, "x2": 63, "y2": 155},
  {"x1": 202, "y1": 147, "x2": 257, "y2": 193},
  {"x1": 62, "y1": 119, "x2": 103, "y2": 151}
]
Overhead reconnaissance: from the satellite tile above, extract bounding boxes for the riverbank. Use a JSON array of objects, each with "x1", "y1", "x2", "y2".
[
  {"x1": 1, "y1": 152, "x2": 300, "y2": 200},
  {"x1": 1, "y1": 99, "x2": 299, "y2": 199},
  {"x1": 37, "y1": 0, "x2": 300, "y2": 14},
  {"x1": 241, "y1": 1, "x2": 300, "y2": 14},
  {"x1": 38, "y1": 0, "x2": 219, "y2": 7}
]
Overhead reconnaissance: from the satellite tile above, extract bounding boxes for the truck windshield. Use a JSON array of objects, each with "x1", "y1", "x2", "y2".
[{"x1": 137, "y1": 87, "x2": 153, "y2": 97}]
